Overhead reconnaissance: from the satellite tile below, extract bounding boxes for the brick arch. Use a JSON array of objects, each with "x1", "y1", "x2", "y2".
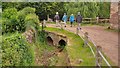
[
  {"x1": 46, "y1": 36, "x2": 54, "y2": 46},
  {"x1": 58, "y1": 39, "x2": 67, "y2": 52},
  {"x1": 58, "y1": 39, "x2": 66, "y2": 46},
  {"x1": 45, "y1": 31, "x2": 67, "y2": 47}
]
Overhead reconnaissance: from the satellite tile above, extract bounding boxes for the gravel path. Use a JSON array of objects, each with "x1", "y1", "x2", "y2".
[{"x1": 46, "y1": 24, "x2": 118, "y2": 65}]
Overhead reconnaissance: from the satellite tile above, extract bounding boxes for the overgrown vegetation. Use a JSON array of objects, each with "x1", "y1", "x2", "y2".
[
  {"x1": 2, "y1": 7, "x2": 39, "y2": 34},
  {"x1": 1, "y1": 7, "x2": 39, "y2": 66},
  {"x1": 2, "y1": 33, "x2": 35, "y2": 66}
]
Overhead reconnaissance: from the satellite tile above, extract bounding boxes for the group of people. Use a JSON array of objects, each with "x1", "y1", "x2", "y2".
[
  {"x1": 54, "y1": 12, "x2": 89, "y2": 47},
  {"x1": 54, "y1": 12, "x2": 82, "y2": 30}
]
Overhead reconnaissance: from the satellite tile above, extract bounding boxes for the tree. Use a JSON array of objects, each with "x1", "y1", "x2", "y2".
[
  {"x1": 2, "y1": 7, "x2": 39, "y2": 34},
  {"x1": 2, "y1": 2, "x2": 66, "y2": 20},
  {"x1": 65, "y1": 2, "x2": 99, "y2": 18},
  {"x1": 98, "y1": 2, "x2": 110, "y2": 18},
  {"x1": 64, "y1": 2, "x2": 110, "y2": 18}
]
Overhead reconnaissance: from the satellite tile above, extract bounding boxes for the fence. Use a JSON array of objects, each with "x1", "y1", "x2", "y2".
[
  {"x1": 64, "y1": 27, "x2": 112, "y2": 68},
  {"x1": 82, "y1": 17, "x2": 110, "y2": 23},
  {"x1": 78, "y1": 29, "x2": 112, "y2": 68}
]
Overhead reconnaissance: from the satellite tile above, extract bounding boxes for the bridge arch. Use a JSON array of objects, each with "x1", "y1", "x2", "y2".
[
  {"x1": 59, "y1": 39, "x2": 66, "y2": 46},
  {"x1": 46, "y1": 36, "x2": 54, "y2": 46},
  {"x1": 58, "y1": 39, "x2": 66, "y2": 52}
]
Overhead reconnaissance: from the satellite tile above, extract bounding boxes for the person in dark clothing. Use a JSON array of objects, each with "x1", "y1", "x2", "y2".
[
  {"x1": 76, "y1": 12, "x2": 82, "y2": 30},
  {"x1": 54, "y1": 12, "x2": 60, "y2": 27}
]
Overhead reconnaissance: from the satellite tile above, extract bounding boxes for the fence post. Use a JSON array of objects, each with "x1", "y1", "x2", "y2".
[
  {"x1": 96, "y1": 17, "x2": 99, "y2": 24},
  {"x1": 76, "y1": 28, "x2": 79, "y2": 35},
  {"x1": 43, "y1": 19, "x2": 46, "y2": 27},
  {"x1": 96, "y1": 46, "x2": 102, "y2": 67}
]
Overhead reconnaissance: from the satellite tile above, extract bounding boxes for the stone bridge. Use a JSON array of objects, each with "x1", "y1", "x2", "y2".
[
  {"x1": 23, "y1": 28, "x2": 68, "y2": 48},
  {"x1": 45, "y1": 31, "x2": 67, "y2": 47}
]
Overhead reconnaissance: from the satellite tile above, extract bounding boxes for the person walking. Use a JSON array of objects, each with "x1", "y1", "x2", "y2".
[
  {"x1": 76, "y1": 12, "x2": 82, "y2": 30},
  {"x1": 54, "y1": 12, "x2": 60, "y2": 27},
  {"x1": 69, "y1": 14, "x2": 74, "y2": 27},
  {"x1": 62, "y1": 13, "x2": 67, "y2": 27}
]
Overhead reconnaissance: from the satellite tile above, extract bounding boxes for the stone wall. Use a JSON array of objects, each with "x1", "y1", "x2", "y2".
[
  {"x1": 118, "y1": 1, "x2": 120, "y2": 29},
  {"x1": 110, "y1": 2, "x2": 119, "y2": 29}
]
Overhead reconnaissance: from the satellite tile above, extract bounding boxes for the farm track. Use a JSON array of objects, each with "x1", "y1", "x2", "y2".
[{"x1": 46, "y1": 23, "x2": 118, "y2": 65}]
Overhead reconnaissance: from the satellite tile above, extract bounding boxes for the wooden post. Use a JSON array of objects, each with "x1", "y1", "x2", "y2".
[
  {"x1": 83, "y1": 32, "x2": 88, "y2": 47},
  {"x1": 96, "y1": 46, "x2": 102, "y2": 67},
  {"x1": 96, "y1": 17, "x2": 99, "y2": 24},
  {"x1": 43, "y1": 20, "x2": 46, "y2": 27},
  {"x1": 76, "y1": 28, "x2": 79, "y2": 35}
]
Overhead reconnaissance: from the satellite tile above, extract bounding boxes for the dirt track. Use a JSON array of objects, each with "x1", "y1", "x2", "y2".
[{"x1": 47, "y1": 24, "x2": 118, "y2": 65}]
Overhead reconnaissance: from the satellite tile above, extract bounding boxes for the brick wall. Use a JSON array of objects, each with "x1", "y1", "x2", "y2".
[
  {"x1": 118, "y1": 1, "x2": 120, "y2": 29},
  {"x1": 110, "y1": 2, "x2": 119, "y2": 29}
]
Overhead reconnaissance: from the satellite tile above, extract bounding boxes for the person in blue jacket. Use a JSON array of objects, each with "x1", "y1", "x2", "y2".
[
  {"x1": 69, "y1": 14, "x2": 74, "y2": 27},
  {"x1": 62, "y1": 13, "x2": 67, "y2": 27}
]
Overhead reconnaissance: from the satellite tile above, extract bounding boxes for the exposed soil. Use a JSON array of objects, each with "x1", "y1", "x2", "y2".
[
  {"x1": 35, "y1": 45, "x2": 71, "y2": 66},
  {"x1": 47, "y1": 24, "x2": 118, "y2": 65}
]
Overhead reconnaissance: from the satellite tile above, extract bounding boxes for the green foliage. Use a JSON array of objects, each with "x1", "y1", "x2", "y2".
[
  {"x1": 65, "y1": 2, "x2": 110, "y2": 18},
  {"x1": 2, "y1": 7, "x2": 39, "y2": 34},
  {"x1": 38, "y1": 30, "x2": 47, "y2": 44},
  {"x1": 2, "y1": 2, "x2": 66, "y2": 20},
  {"x1": 2, "y1": 8, "x2": 17, "y2": 19},
  {"x1": 17, "y1": 7, "x2": 37, "y2": 32},
  {"x1": 20, "y1": 7, "x2": 36, "y2": 15},
  {"x1": 98, "y1": 2, "x2": 110, "y2": 18},
  {"x1": 2, "y1": 34, "x2": 34, "y2": 66},
  {"x1": 65, "y1": 2, "x2": 99, "y2": 18},
  {"x1": 2, "y1": 2, "x2": 110, "y2": 19},
  {"x1": 2, "y1": 8, "x2": 19, "y2": 34},
  {"x1": 25, "y1": 14, "x2": 39, "y2": 31},
  {"x1": 25, "y1": 14, "x2": 39, "y2": 25}
]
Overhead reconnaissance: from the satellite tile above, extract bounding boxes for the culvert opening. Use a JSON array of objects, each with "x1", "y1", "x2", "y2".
[
  {"x1": 58, "y1": 39, "x2": 66, "y2": 52},
  {"x1": 46, "y1": 36, "x2": 53, "y2": 46}
]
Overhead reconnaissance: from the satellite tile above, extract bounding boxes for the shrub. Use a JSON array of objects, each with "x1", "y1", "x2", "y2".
[
  {"x1": 2, "y1": 8, "x2": 18, "y2": 34},
  {"x1": 16, "y1": 7, "x2": 36, "y2": 32},
  {"x1": 2, "y1": 8, "x2": 17, "y2": 19},
  {"x1": 20, "y1": 7, "x2": 36, "y2": 15},
  {"x1": 2, "y1": 7, "x2": 39, "y2": 34},
  {"x1": 25, "y1": 14, "x2": 39, "y2": 30},
  {"x1": 2, "y1": 34, "x2": 34, "y2": 66}
]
